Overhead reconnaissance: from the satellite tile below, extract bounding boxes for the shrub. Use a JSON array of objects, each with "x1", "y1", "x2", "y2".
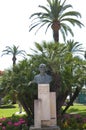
[
  {"x1": 58, "y1": 114, "x2": 86, "y2": 130},
  {"x1": 0, "y1": 115, "x2": 29, "y2": 130}
]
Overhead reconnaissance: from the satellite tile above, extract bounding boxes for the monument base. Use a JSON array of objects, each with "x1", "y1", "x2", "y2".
[{"x1": 30, "y1": 126, "x2": 60, "y2": 130}]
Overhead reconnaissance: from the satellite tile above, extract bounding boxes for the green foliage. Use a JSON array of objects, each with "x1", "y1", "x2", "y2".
[
  {"x1": 0, "y1": 114, "x2": 28, "y2": 130},
  {"x1": 28, "y1": 41, "x2": 85, "y2": 114},
  {"x1": 59, "y1": 112, "x2": 86, "y2": 129},
  {"x1": 2, "y1": 94, "x2": 12, "y2": 104},
  {"x1": 0, "y1": 41, "x2": 85, "y2": 118},
  {"x1": 29, "y1": 0, "x2": 84, "y2": 41}
]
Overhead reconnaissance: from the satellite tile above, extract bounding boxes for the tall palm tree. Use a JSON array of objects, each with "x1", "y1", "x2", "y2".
[
  {"x1": 2, "y1": 45, "x2": 26, "y2": 67},
  {"x1": 29, "y1": 0, "x2": 83, "y2": 42},
  {"x1": 2, "y1": 45, "x2": 26, "y2": 104}
]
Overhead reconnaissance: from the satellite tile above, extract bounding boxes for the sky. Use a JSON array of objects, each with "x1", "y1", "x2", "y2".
[{"x1": 0, "y1": 0, "x2": 86, "y2": 70}]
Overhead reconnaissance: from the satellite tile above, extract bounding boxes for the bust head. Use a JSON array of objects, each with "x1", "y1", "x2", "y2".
[
  {"x1": 32, "y1": 63, "x2": 52, "y2": 84},
  {"x1": 39, "y1": 63, "x2": 46, "y2": 75}
]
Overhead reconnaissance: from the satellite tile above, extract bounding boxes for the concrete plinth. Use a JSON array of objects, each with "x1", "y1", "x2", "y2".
[
  {"x1": 34, "y1": 99, "x2": 42, "y2": 128},
  {"x1": 30, "y1": 126, "x2": 60, "y2": 130},
  {"x1": 34, "y1": 84, "x2": 59, "y2": 128},
  {"x1": 38, "y1": 84, "x2": 50, "y2": 121}
]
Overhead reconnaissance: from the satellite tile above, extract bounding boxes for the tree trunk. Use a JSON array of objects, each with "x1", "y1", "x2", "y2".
[
  {"x1": 12, "y1": 91, "x2": 16, "y2": 104},
  {"x1": 53, "y1": 30, "x2": 59, "y2": 42},
  {"x1": 62, "y1": 87, "x2": 81, "y2": 115},
  {"x1": 51, "y1": 20, "x2": 60, "y2": 42},
  {"x1": 12, "y1": 56, "x2": 16, "y2": 66}
]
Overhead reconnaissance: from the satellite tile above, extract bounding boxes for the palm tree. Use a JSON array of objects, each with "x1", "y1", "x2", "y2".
[
  {"x1": 2, "y1": 45, "x2": 26, "y2": 67},
  {"x1": 2, "y1": 45, "x2": 26, "y2": 104},
  {"x1": 29, "y1": 0, "x2": 83, "y2": 42},
  {"x1": 28, "y1": 41, "x2": 85, "y2": 115}
]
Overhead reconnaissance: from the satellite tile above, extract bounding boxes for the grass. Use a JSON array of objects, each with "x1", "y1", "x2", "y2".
[
  {"x1": 63, "y1": 103, "x2": 86, "y2": 116},
  {"x1": 0, "y1": 103, "x2": 86, "y2": 118},
  {"x1": 0, "y1": 104, "x2": 25, "y2": 118}
]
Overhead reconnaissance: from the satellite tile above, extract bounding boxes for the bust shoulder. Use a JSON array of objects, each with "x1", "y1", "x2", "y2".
[{"x1": 33, "y1": 73, "x2": 52, "y2": 84}]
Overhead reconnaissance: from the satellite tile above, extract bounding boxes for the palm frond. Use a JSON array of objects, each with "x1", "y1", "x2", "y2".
[
  {"x1": 60, "y1": 28, "x2": 66, "y2": 41},
  {"x1": 35, "y1": 42, "x2": 44, "y2": 52},
  {"x1": 60, "y1": 11, "x2": 82, "y2": 19},
  {"x1": 61, "y1": 23, "x2": 74, "y2": 37},
  {"x1": 66, "y1": 40, "x2": 84, "y2": 54},
  {"x1": 35, "y1": 22, "x2": 50, "y2": 34},
  {"x1": 45, "y1": 23, "x2": 51, "y2": 33},
  {"x1": 61, "y1": 18, "x2": 84, "y2": 28},
  {"x1": 61, "y1": 4, "x2": 72, "y2": 12},
  {"x1": 29, "y1": 13, "x2": 42, "y2": 19},
  {"x1": 29, "y1": 22, "x2": 41, "y2": 32},
  {"x1": 29, "y1": 0, "x2": 84, "y2": 42},
  {"x1": 39, "y1": 5, "x2": 50, "y2": 13}
]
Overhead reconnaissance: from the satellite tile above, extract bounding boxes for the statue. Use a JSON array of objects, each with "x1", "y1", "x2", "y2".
[
  {"x1": 29, "y1": 63, "x2": 52, "y2": 85},
  {"x1": 29, "y1": 64, "x2": 60, "y2": 129}
]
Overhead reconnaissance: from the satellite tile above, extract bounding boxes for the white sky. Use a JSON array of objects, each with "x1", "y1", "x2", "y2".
[{"x1": 0, "y1": 0, "x2": 86, "y2": 70}]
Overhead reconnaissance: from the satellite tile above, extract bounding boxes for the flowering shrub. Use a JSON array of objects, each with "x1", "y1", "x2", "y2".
[
  {"x1": 1, "y1": 114, "x2": 86, "y2": 130},
  {"x1": 0, "y1": 116, "x2": 29, "y2": 130},
  {"x1": 58, "y1": 114, "x2": 86, "y2": 130}
]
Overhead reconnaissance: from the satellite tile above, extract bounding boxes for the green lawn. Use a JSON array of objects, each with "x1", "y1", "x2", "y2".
[
  {"x1": 63, "y1": 103, "x2": 86, "y2": 115},
  {"x1": 0, "y1": 103, "x2": 86, "y2": 118},
  {"x1": 0, "y1": 104, "x2": 25, "y2": 118}
]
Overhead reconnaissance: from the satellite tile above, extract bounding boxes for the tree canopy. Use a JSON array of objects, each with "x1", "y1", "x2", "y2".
[
  {"x1": 0, "y1": 41, "x2": 85, "y2": 119},
  {"x1": 29, "y1": 0, "x2": 84, "y2": 42}
]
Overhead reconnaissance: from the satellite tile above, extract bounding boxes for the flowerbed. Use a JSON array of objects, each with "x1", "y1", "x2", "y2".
[
  {"x1": 1, "y1": 114, "x2": 86, "y2": 130},
  {"x1": 0, "y1": 116, "x2": 29, "y2": 130},
  {"x1": 58, "y1": 114, "x2": 86, "y2": 130}
]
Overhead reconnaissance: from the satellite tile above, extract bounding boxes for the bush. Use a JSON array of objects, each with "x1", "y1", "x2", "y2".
[
  {"x1": 58, "y1": 114, "x2": 86, "y2": 130},
  {"x1": 0, "y1": 115, "x2": 29, "y2": 130}
]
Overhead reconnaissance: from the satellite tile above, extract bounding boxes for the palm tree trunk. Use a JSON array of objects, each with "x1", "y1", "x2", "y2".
[
  {"x1": 12, "y1": 56, "x2": 16, "y2": 66},
  {"x1": 53, "y1": 30, "x2": 59, "y2": 42}
]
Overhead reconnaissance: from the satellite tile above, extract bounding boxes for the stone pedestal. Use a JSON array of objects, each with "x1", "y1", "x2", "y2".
[
  {"x1": 50, "y1": 92, "x2": 57, "y2": 126},
  {"x1": 34, "y1": 99, "x2": 42, "y2": 128},
  {"x1": 30, "y1": 126, "x2": 60, "y2": 130},
  {"x1": 33, "y1": 84, "x2": 60, "y2": 129},
  {"x1": 38, "y1": 84, "x2": 50, "y2": 121}
]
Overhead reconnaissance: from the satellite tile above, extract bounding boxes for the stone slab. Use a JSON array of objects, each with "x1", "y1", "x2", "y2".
[
  {"x1": 41, "y1": 92, "x2": 57, "y2": 127},
  {"x1": 50, "y1": 92, "x2": 57, "y2": 126},
  {"x1": 38, "y1": 84, "x2": 50, "y2": 120},
  {"x1": 30, "y1": 126, "x2": 60, "y2": 130},
  {"x1": 34, "y1": 99, "x2": 42, "y2": 128}
]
